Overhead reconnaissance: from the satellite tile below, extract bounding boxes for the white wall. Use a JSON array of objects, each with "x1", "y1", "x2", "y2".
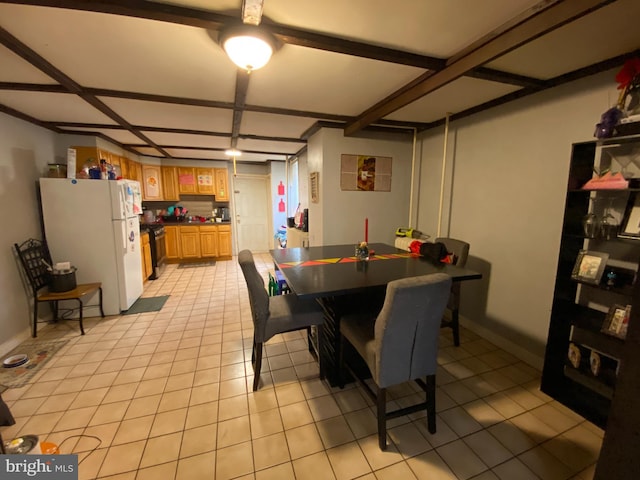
[
  {"x1": 307, "y1": 128, "x2": 414, "y2": 246},
  {"x1": 269, "y1": 161, "x2": 287, "y2": 242},
  {"x1": 0, "y1": 113, "x2": 57, "y2": 354},
  {"x1": 416, "y1": 69, "x2": 620, "y2": 366}
]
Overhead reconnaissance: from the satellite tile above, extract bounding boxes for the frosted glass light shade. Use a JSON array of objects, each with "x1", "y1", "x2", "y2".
[{"x1": 222, "y1": 31, "x2": 274, "y2": 72}]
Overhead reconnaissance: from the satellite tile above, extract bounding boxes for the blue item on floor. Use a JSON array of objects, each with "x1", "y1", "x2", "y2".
[{"x1": 274, "y1": 270, "x2": 290, "y2": 294}]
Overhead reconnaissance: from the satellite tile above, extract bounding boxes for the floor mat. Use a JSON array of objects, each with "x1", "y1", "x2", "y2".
[
  {"x1": 178, "y1": 261, "x2": 216, "y2": 268},
  {"x1": 123, "y1": 295, "x2": 170, "y2": 315},
  {"x1": 0, "y1": 340, "x2": 69, "y2": 389}
]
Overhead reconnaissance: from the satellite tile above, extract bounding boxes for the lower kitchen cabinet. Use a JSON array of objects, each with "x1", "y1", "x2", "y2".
[
  {"x1": 218, "y1": 225, "x2": 232, "y2": 257},
  {"x1": 200, "y1": 226, "x2": 219, "y2": 257},
  {"x1": 179, "y1": 226, "x2": 201, "y2": 258},
  {"x1": 165, "y1": 226, "x2": 180, "y2": 259},
  {"x1": 164, "y1": 224, "x2": 232, "y2": 261}
]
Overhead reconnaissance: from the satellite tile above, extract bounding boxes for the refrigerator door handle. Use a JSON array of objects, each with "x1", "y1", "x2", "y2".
[
  {"x1": 120, "y1": 220, "x2": 127, "y2": 252},
  {"x1": 119, "y1": 184, "x2": 130, "y2": 218}
]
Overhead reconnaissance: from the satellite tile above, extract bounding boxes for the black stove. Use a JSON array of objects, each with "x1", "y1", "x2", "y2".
[{"x1": 140, "y1": 224, "x2": 166, "y2": 279}]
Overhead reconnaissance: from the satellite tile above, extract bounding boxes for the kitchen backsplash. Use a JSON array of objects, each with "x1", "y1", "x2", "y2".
[
  {"x1": 143, "y1": 196, "x2": 229, "y2": 218},
  {"x1": 179, "y1": 200, "x2": 215, "y2": 217}
]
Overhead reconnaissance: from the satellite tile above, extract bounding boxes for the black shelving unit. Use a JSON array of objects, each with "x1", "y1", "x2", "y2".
[{"x1": 542, "y1": 135, "x2": 640, "y2": 429}]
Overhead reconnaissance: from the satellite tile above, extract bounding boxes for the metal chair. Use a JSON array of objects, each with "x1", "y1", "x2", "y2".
[
  {"x1": 338, "y1": 273, "x2": 452, "y2": 450},
  {"x1": 238, "y1": 249, "x2": 325, "y2": 391},
  {"x1": 14, "y1": 238, "x2": 104, "y2": 337},
  {"x1": 435, "y1": 237, "x2": 470, "y2": 346}
]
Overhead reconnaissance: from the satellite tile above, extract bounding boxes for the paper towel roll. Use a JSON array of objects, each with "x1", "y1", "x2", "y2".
[
  {"x1": 55, "y1": 262, "x2": 71, "y2": 271},
  {"x1": 394, "y1": 237, "x2": 424, "y2": 251}
]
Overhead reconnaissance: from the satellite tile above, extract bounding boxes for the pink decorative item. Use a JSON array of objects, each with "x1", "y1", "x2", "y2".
[{"x1": 581, "y1": 172, "x2": 629, "y2": 190}]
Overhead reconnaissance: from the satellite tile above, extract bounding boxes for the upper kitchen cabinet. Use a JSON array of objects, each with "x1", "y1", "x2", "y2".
[
  {"x1": 196, "y1": 168, "x2": 215, "y2": 195},
  {"x1": 129, "y1": 160, "x2": 142, "y2": 182},
  {"x1": 162, "y1": 166, "x2": 179, "y2": 201},
  {"x1": 118, "y1": 157, "x2": 130, "y2": 179},
  {"x1": 110, "y1": 155, "x2": 130, "y2": 179},
  {"x1": 215, "y1": 168, "x2": 229, "y2": 201},
  {"x1": 177, "y1": 167, "x2": 197, "y2": 195},
  {"x1": 71, "y1": 146, "x2": 114, "y2": 174},
  {"x1": 176, "y1": 166, "x2": 228, "y2": 198},
  {"x1": 142, "y1": 165, "x2": 164, "y2": 201}
]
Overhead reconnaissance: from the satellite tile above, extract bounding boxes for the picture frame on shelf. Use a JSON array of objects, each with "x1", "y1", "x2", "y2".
[
  {"x1": 619, "y1": 191, "x2": 640, "y2": 239},
  {"x1": 601, "y1": 304, "x2": 631, "y2": 339},
  {"x1": 571, "y1": 250, "x2": 609, "y2": 285},
  {"x1": 568, "y1": 343, "x2": 581, "y2": 369}
]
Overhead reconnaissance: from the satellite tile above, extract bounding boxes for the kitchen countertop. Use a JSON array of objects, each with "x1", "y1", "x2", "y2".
[{"x1": 141, "y1": 221, "x2": 232, "y2": 226}]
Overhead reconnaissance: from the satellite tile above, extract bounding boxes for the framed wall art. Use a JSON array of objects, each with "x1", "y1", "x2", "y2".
[
  {"x1": 571, "y1": 250, "x2": 609, "y2": 285},
  {"x1": 310, "y1": 171, "x2": 319, "y2": 203},
  {"x1": 340, "y1": 154, "x2": 392, "y2": 192},
  {"x1": 601, "y1": 304, "x2": 631, "y2": 339}
]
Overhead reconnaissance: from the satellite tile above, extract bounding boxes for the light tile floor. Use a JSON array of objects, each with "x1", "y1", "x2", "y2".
[{"x1": 1, "y1": 255, "x2": 602, "y2": 479}]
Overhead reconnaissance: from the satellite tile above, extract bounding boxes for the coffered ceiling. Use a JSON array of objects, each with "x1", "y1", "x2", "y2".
[{"x1": 0, "y1": 0, "x2": 638, "y2": 163}]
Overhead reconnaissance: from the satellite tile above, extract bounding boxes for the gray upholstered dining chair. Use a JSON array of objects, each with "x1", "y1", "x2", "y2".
[
  {"x1": 238, "y1": 250, "x2": 325, "y2": 391},
  {"x1": 435, "y1": 237, "x2": 470, "y2": 347},
  {"x1": 338, "y1": 273, "x2": 452, "y2": 450}
]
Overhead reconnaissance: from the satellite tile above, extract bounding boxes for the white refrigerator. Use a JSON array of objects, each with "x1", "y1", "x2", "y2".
[{"x1": 39, "y1": 178, "x2": 144, "y2": 315}]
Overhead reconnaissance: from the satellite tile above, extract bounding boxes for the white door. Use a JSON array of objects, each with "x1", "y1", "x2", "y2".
[{"x1": 234, "y1": 175, "x2": 271, "y2": 253}]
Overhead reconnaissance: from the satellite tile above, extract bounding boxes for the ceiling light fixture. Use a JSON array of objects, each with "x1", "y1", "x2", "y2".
[{"x1": 220, "y1": 25, "x2": 276, "y2": 73}]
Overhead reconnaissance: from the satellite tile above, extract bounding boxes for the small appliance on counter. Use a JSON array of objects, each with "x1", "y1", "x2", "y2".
[
  {"x1": 220, "y1": 207, "x2": 231, "y2": 221},
  {"x1": 143, "y1": 209, "x2": 156, "y2": 224}
]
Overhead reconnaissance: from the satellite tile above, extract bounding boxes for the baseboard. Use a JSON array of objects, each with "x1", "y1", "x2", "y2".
[
  {"x1": 459, "y1": 316, "x2": 544, "y2": 371},
  {"x1": 0, "y1": 328, "x2": 33, "y2": 358}
]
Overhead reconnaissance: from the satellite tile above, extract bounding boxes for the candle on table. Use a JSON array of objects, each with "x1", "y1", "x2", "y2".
[{"x1": 365, "y1": 217, "x2": 368, "y2": 243}]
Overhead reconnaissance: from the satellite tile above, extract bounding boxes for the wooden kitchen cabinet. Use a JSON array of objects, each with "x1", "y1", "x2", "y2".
[
  {"x1": 119, "y1": 156, "x2": 130, "y2": 179},
  {"x1": 129, "y1": 160, "x2": 142, "y2": 182},
  {"x1": 179, "y1": 226, "x2": 201, "y2": 258},
  {"x1": 162, "y1": 166, "x2": 179, "y2": 201},
  {"x1": 141, "y1": 232, "x2": 152, "y2": 281},
  {"x1": 110, "y1": 155, "x2": 121, "y2": 178},
  {"x1": 177, "y1": 167, "x2": 197, "y2": 194},
  {"x1": 217, "y1": 224, "x2": 232, "y2": 257},
  {"x1": 142, "y1": 165, "x2": 164, "y2": 201},
  {"x1": 70, "y1": 146, "x2": 113, "y2": 174},
  {"x1": 165, "y1": 224, "x2": 232, "y2": 261},
  {"x1": 196, "y1": 168, "x2": 215, "y2": 195},
  {"x1": 200, "y1": 225, "x2": 219, "y2": 257},
  {"x1": 165, "y1": 226, "x2": 180, "y2": 259},
  {"x1": 215, "y1": 168, "x2": 229, "y2": 201}
]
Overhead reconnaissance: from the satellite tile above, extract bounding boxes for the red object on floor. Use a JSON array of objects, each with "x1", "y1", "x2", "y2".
[
  {"x1": 278, "y1": 181, "x2": 285, "y2": 196},
  {"x1": 278, "y1": 199, "x2": 285, "y2": 212}
]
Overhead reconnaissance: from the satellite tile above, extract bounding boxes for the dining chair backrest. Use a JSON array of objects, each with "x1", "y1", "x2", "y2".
[
  {"x1": 373, "y1": 273, "x2": 452, "y2": 388},
  {"x1": 435, "y1": 237, "x2": 469, "y2": 267},
  {"x1": 15, "y1": 238, "x2": 54, "y2": 295},
  {"x1": 238, "y1": 249, "x2": 271, "y2": 343}
]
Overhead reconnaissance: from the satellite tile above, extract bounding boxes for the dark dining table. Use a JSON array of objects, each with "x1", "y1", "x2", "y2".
[{"x1": 269, "y1": 243, "x2": 483, "y2": 385}]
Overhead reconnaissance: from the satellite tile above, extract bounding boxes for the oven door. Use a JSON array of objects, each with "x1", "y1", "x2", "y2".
[
  {"x1": 149, "y1": 230, "x2": 167, "y2": 279},
  {"x1": 154, "y1": 231, "x2": 167, "y2": 267}
]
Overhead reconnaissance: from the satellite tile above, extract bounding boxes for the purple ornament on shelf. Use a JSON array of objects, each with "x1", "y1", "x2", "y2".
[{"x1": 594, "y1": 107, "x2": 623, "y2": 139}]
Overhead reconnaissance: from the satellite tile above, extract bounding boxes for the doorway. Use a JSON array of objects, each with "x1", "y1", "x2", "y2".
[{"x1": 233, "y1": 175, "x2": 272, "y2": 253}]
